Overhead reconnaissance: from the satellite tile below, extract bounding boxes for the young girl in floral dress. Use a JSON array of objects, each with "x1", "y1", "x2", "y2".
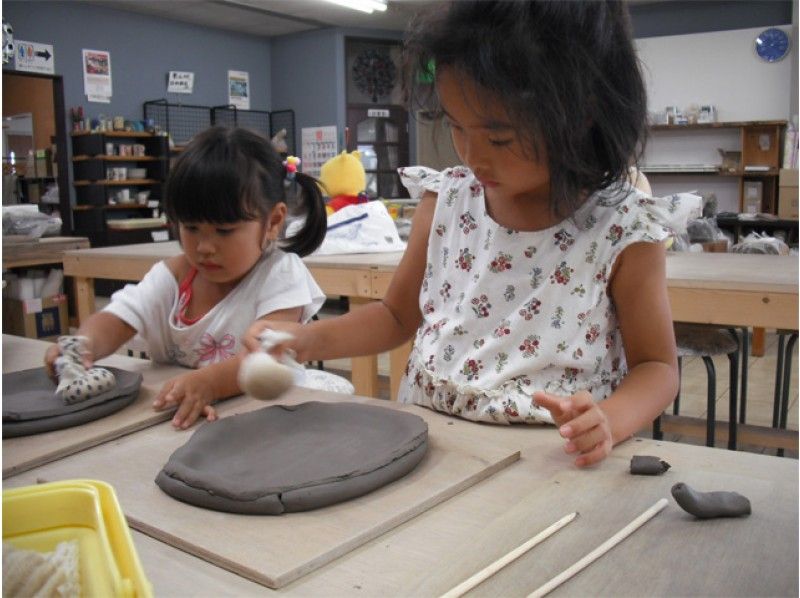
[{"x1": 246, "y1": 1, "x2": 699, "y2": 467}]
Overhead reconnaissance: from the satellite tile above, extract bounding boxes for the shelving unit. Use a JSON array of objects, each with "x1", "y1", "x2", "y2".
[
  {"x1": 70, "y1": 131, "x2": 170, "y2": 247},
  {"x1": 643, "y1": 120, "x2": 787, "y2": 214}
]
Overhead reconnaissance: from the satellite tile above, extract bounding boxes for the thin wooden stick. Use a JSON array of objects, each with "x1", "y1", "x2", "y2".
[
  {"x1": 440, "y1": 512, "x2": 578, "y2": 598},
  {"x1": 527, "y1": 498, "x2": 669, "y2": 598}
]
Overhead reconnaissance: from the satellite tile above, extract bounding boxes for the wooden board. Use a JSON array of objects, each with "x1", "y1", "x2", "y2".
[
  {"x1": 10, "y1": 390, "x2": 520, "y2": 589},
  {"x1": 2, "y1": 335, "x2": 191, "y2": 478}
]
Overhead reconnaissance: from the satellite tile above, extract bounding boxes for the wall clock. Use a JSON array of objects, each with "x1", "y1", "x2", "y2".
[
  {"x1": 352, "y1": 48, "x2": 396, "y2": 103},
  {"x1": 755, "y1": 28, "x2": 789, "y2": 63}
]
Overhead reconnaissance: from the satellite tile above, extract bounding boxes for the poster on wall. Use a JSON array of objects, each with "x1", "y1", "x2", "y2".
[
  {"x1": 167, "y1": 71, "x2": 194, "y2": 94},
  {"x1": 82, "y1": 49, "x2": 112, "y2": 103},
  {"x1": 301, "y1": 126, "x2": 338, "y2": 178},
  {"x1": 228, "y1": 70, "x2": 250, "y2": 110}
]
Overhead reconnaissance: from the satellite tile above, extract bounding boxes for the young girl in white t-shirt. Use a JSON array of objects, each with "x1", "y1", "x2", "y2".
[
  {"x1": 246, "y1": 1, "x2": 703, "y2": 468},
  {"x1": 45, "y1": 127, "x2": 327, "y2": 429}
]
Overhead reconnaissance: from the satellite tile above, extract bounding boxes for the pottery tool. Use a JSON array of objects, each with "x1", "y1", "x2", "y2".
[
  {"x1": 527, "y1": 498, "x2": 668, "y2": 598},
  {"x1": 441, "y1": 511, "x2": 577, "y2": 598},
  {"x1": 238, "y1": 329, "x2": 296, "y2": 400}
]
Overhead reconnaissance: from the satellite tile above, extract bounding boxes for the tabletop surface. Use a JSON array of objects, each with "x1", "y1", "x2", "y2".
[
  {"x1": 63, "y1": 241, "x2": 799, "y2": 289},
  {"x1": 3, "y1": 335, "x2": 797, "y2": 597}
]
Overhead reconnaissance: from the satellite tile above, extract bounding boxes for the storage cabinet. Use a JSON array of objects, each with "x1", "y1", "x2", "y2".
[
  {"x1": 643, "y1": 120, "x2": 787, "y2": 214},
  {"x1": 70, "y1": 131, "x2": 170, "y2": 246}
]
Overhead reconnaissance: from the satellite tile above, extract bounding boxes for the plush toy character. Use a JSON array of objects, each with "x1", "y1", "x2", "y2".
[{"x1": 319, "y1": 150, "x2": 369, "y2": 215}]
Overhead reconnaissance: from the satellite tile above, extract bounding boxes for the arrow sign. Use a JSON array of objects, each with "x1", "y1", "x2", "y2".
[{"x1": 15, "y1": 40, "x2": 55, "y2": 74}]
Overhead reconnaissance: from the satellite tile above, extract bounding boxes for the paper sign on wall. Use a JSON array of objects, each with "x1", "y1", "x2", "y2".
[
  {"x1": 301, "y1": 126, "x2": 338, "y2": 178},
  {"x1": 228, "y1": 70, "x2": 250, "y2": 110},
  {"x1": 15, "y1": 40, "x2": 54, "y2": 74},
  {"x1": 82, "y1": 49, "x2": 112, "y2": 103},
  {"x1": 167, "y1": 71, "x2": 194, "y2": 94}
]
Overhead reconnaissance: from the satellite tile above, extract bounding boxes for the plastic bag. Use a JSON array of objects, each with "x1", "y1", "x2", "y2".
[
  {"x1": 2, "y1": 205, "x2": 62, "y2": 238},
  {"x1": 730, "y1": 232, "x2": 789, "y2": 255},
  {"x1": 304, "y1": 201, "x2": 406, "y2": 256}
]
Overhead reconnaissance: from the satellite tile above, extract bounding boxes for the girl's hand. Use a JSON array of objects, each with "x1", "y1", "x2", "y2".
[
  {"x1": 243, "y1": 319, "x2": 306, "y2": 360},
  {"x1": 153, "y1": 370, "x2": 218, "y2": 429},
  {"x1": 534, "y1": 390, "x2": 613, "y2": 468},
  {"x1": 44, "y1": 338, "x2": 94, "y2": 380}
]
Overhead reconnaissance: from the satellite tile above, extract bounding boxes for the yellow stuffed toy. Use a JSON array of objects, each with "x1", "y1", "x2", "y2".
[{"x1": 319, "y1": 150, "x2": 368, "y2": 215}]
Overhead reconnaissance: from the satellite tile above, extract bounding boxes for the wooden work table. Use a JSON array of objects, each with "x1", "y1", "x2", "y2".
[
  {"x1": 3, "y1": 235, "x2": 90, "y2": 269},
  {"x1": 3, "y1": 335, "x2": 797, "y2": 596},
  {"x1": 62, "y1": 243, "x2": 799, "y2": 401}
]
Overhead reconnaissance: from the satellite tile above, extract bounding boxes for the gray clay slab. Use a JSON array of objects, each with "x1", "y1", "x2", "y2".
[
  {"x1": 156, "y1": 401, "x2": 429, "y2": 514},
  {"x1": 2, "y1": 367, "x2": 142, "y2": 437}
]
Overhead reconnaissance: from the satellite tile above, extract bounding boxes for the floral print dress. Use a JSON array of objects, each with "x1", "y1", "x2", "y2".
[{"x1": 397, "y1": 166, "x2": 699, "y2": 425}]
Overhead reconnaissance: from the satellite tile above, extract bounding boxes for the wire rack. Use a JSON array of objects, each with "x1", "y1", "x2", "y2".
[{"x1": 143, "y1": 100, "x2": 212, "y2": 145}]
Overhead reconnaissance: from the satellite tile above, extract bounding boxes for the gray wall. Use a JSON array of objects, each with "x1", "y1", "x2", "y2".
[{"x1": 3, "y1": 0, "x2": 272, "y2": 122}]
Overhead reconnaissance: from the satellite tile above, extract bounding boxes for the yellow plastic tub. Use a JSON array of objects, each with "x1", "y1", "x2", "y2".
[{"x1": 3, "y1": 480, "x2": 152, "y2": 597}]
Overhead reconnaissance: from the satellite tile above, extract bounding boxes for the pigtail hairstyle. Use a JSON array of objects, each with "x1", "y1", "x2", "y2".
[
  {"x1": 165, "y1": 126, "x2": 326, "y2": 256},
  {"x1": 403, "y1": 0, "x2": 648, "y2": 219}
]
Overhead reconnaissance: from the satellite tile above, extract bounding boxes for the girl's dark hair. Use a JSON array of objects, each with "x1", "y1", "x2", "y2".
[
  {"x1": 403, "y1": 0, "x2": 648, "y2": 218},
  {"x1": 165, "y1": 126, "x2": 326, "y2": 256}
]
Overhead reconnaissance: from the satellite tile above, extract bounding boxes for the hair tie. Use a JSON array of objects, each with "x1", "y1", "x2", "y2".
[{"x1": 283, "y1": 156, "x2": 301, "y2": 181}]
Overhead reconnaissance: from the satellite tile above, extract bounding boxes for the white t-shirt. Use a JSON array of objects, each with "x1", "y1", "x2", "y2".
[
  {"x1": 397, "y1": 165, "x2": 700, "y2": 425},
  {"x1": 103, "y1": 249, "x2": 325, "y2": 368}
]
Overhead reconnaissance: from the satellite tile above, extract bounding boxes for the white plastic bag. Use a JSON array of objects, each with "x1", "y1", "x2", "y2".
[{"x1": 312, "y1": 201, "x2": 406, "y2": 255}]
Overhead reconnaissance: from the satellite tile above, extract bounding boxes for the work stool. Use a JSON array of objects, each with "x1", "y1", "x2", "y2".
[
  {"x1": 773, "y1": 330, "x2": 798, "y2": 456},
  {"x1": 653, "y1": 323, "x2": 740, "y2": 449}
]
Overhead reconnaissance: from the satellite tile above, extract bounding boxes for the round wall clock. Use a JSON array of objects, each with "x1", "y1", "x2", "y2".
[
  {"x1": 755, "y1": 28, "x2": 790, "y2": 63},
  {"x1": 352, "y1": 48, "x2": 396, "y2": 103}
]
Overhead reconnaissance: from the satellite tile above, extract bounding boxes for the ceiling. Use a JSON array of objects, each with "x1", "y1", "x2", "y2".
[{"x1": 87, "y1": 0, "x2": 438, "y2": 38}]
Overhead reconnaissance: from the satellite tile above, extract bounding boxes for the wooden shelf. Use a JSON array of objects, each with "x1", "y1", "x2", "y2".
[
  {"x1": 642, "y1": 168, "x2": 781, "y2": 177},
  {"x1": 74, "y1": 179, "x2": 158, "y2": 186},
  {"x1": 73, "y1": 204, "x2": 157, "y2": 211},
  {"x1": 71, "y1": 130, "x2": 157, "y2": 138},
  {"x1": 650, "y1": 120, "x2": 786, "y2": 131},
  {"x1": 72, "y1": 155, "x2": 160, "y2": 162}
]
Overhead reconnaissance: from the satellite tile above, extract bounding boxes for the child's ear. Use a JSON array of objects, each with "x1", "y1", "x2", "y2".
[{"x1": 266, "y1": 202, "x2": 288, "y2": 238}]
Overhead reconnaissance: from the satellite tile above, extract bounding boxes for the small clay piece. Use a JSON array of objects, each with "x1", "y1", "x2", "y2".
[
  {"x1": 671, "y1": 482, "x2": 751, "y2": 519},
  {"x1": 238, "y1": 352, "x2": 294, "y2": 400},
  {"x1": 630, "y1": 455, "x2": 671, "y2": 476}
]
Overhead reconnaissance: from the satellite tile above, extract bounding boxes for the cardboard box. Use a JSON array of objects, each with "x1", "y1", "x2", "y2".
[
  {"x1": 2, "y1": 294, "x2": 68, "y2": 340},
  {"x1": 778, "y1": 168, "x2": 798, "y2": 219}
]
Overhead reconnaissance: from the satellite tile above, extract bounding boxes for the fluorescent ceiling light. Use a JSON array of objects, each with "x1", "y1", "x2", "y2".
[{"x1": 322, "y1": 0, "x2": 387, "y2": 14}]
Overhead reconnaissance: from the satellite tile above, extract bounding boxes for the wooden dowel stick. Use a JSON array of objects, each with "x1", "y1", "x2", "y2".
[
  {"x1": 527, "y1": 498, "x2": 669, "y2": 598},
  {"x1": 440, "y1": 512, "x2": 578, "y2": 598}
]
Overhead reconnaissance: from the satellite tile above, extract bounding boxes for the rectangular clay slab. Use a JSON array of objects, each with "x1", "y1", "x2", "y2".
[{"x1": 14, "y1": 390, "x2": 520, "y2": 589}]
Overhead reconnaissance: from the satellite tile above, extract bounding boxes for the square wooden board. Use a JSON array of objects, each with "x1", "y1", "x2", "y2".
[{"x1": 9, "y1": 389, "x2": 520, "y2": 589}]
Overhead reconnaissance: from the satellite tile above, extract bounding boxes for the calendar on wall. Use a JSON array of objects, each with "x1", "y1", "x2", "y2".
[{"x1": 301, "y1": 126, "x2": 338, "y2": 178}]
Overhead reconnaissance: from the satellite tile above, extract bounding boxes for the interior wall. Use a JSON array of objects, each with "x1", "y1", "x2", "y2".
[
  {"x1": 636, "y1": 26, "x2": 793, "y2": 122},
  {"x1": 3, "y1": 0, "x2": 272, "y2": 122},
  {"x1": 2, "y1": 74, "x2": 55, "y2": 151}
]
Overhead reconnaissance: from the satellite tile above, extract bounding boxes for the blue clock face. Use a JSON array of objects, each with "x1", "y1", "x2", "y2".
[{"x1": 755, "y1": 28, "x2": 790, "y2": 63}]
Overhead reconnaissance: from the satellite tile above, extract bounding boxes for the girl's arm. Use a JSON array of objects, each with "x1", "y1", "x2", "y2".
[
  {"x1": 603, "y1": 240, "x2": 679, "y2": 443},
  {"x1": 153, "y1": 306, "x2": 303, "y2": 429},
  {"x1": 44, "y1": 311, "x2": 136, "y2": 377},
  {"x1": 536, "y1": 240, "x2": 678, "y2": 466},
  {"x1": 246, "y1": 191, "x2": 437, "y2": 363}
]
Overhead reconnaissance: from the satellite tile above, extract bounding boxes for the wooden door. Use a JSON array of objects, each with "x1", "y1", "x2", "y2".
[{"x1": 346, "y1": 105, "x2": 409, "y2": 199}]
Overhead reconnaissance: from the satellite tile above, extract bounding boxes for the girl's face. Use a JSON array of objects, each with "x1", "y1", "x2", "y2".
[
  {"x1": 438, "y1": 68, "x2": 551, "y2": 223},
  {"x1": 179, "y1": 203, "x2": 286, "y2": 286}
]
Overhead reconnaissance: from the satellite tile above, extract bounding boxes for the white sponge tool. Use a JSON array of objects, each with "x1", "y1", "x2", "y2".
[{"x1": 238, "y1": 352, "x2": 295, "y2": 401}]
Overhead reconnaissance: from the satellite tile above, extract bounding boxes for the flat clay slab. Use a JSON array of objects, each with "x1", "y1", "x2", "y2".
[
  {"x1": 15, "y1": 391, "x2": 520, "y2": 589},
  {"x1": 156, "y1": 402, "x2": 428, "y2": 514},
  {"x1": 2, "y1": 367, "x2": 143, "y2": 437}
]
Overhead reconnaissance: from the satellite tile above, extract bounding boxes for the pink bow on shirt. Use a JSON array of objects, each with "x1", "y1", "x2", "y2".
[{"x1": 194, "y1": 333, "x2": 236, "y2": 366}]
